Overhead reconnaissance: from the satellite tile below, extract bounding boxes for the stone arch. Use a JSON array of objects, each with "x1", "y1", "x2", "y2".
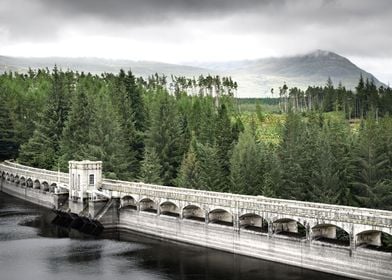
[
  {"x1": 49, "y1": 183, "x2": 57, "y2": 193},
  {"x1": 208, "y1": 208, "x2": 233, "y2": 226},
  {"x1": 139, "y1": 198, "x2": 157, "y2": 213},
  {"x1": 356, "y1": 230, "x2": 392, "y2": 252},
  {"x1": 10, "y1": 174, "x2": 15, "y2": 182},
  {"x1": 20, "y1": 176, "x2": 26, "y2": 186},
  {"x1": 273, "y1": 218, "x2": 306, "y2": 238},
  {"x1": 33, "y1": 179, "x2": 41, "y2": 189},
  {"x1": 183, "y1": 204, "x2": 205, "y2": 222},
  {"x1": 6, "y1": 173, "x2": 10, "y2": 181},
  {"x1": 240, "y1": 213, "x2": 268, "y2": 233},
  {"x1": 14, "y1": 175, "x2": 20, "y2": 184},
  {"x1": 312, "y1": 224, "x2": 349, "y2": 246},
  {"x1": 121, "y1": 195, "x2": 137, "y2": 210},
  {"x1": 26, "y1": 178, "x2": 33, "y2": 188},
  {"x1": 159, "y1": 201, "x2": 180, "y2": 217},
  {"x1": 1, "y1": 171, "x2": 5, "y2": 179},
  {"x1": 41, "y1": 181, "x2": 50, "y2": 192}
]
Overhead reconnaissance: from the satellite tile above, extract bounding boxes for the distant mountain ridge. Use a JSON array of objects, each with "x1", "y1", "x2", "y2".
[
  {"x1": 193, "y1": 50, "x2": 384, "y2": 96},
  {"x1": 0, "y1": 50, "x2": 384, "y2": 97}
]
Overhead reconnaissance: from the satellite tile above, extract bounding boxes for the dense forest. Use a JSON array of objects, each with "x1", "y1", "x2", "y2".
[{"x1": 1, "y1": 68, "x2": 392, "y2": 212}]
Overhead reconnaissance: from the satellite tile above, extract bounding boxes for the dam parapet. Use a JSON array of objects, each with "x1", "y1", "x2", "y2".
[{"x1": 1, "y1": 160, "x2": 392, "y2": 280}]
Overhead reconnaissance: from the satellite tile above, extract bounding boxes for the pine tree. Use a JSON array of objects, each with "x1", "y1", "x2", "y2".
[
  {"x1": 112, "y1": 69, "x2": 141, "y2": 178},
  {"x1": 277, "y1": 111, "x2": 306, "y2": 199},
  {"x1": 139, "y1": 146, "x2": 163, "y2": 184},
  {"x1": 230, "y1": 130, "x2": 264, "y2": 195},
  {"x1": 214, "y1": 103, "x2": 235, "y2": 191},
  {"x1": 176, "y1": 139, "x2": 199, "y2": 189},
  {"x1": 0, "y1": 94, "x2": 18, "y2": 160},
  {"x1": 194, "y1": 142, "x2": 222, "y2": 191},
  {"x1": 146, "y1": 91, "x2": 182, "y2": 185},
  {"x1": 125, "y1": 70, "x2": 146, "y2": 173},
  {"x1": 351, "y1": 118, "x2": 388, "y2": 207},
  {"x1": 59, "y1": 82, "x2": 94, "y2": 168},
  {"x1": 18, "y1": 67, "x2": 69, "y2": 169},
  {"x1": 81, "y1": 91, "x2": 131, "y2": 180}
]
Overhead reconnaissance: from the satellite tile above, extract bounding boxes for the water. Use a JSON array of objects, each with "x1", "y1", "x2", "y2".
[{"x1": 0, "y1": 192, "x2": 351, "y2": 280}]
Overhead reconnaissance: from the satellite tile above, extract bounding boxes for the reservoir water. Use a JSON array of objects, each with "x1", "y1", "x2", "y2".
[{"x1": 0, "y1": 191, "x2": 351, "y2": 280}]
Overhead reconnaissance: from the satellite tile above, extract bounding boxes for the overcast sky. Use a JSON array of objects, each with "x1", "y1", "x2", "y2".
[{"x1": 0, "y1": 0, "x2": 391, "y2": 83}]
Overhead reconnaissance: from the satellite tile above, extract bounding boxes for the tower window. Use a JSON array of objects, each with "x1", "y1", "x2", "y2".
[{"x1": 89, "y1": 174, "x2": 95, "y2": 185}]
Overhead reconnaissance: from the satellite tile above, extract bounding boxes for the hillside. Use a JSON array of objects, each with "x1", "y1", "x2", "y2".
[
  {"x1": 0, "y1": 50, "x2": 385, "y2": 97},
  {"x1": 195, "y1": 50, "x2": 384, "y2": 96}
]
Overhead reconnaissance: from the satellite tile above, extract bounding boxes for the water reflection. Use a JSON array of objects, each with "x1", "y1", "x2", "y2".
[{"x1": 0, "y1": 192, "x2": 351, "y2": 280}]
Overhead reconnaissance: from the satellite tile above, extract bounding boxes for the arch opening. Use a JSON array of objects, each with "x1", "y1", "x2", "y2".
[
  {"x1": 209, "y1": 209, "x2": 233, "y2": 226},
  {"x1": 20, "y1": 177, "x2": 26, "y2": 186},
  {"x1": 273, "y1": 218, "x2": 306, "y2": 239},
  {"x1": 121, "y1": 196, "x2": 137, "y2": 210},
  {"x1": 49, "y1": 183, "x2": 57, "y2": 193},
  {"x1": 183, "y1": 205, "x2": 205, "y2": 222},
  {"x1": 160, "y1": 201, "x2": 180, "y2": 217},
  {"x1": 33, "y1": 179, "x2": 41, "y2": 189},
  {"x1": 6, "y1": 173, "x2": 10, "y2": 181},
  {"x1": 240, "y1": 213, "x2": 268, "y2": 233},
  {"x1": 139, "y1": 198, "x2": 157, "y2": 213},
  {"x1": 42, "y1": 182, "x2": 50, "y2": 192},
  {"x1": 14, "y1": 175, "x2": 20, "y2": 184},
  {"x1": 356, "y1": 231, "x2": 392, "y2": 252},
  {"x1": 26, "y1": 178, "x2": 33, "y2": 188},
  {"x1": 312, "y1": 224, "x2": 349, "y2": 246},
  {"x1": 10, "y1": 174, "x2": 15, "y2": 182}
]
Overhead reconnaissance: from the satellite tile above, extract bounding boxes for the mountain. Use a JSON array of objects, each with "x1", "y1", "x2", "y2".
[
  {"x1": 0, "y1": 50, "x2": 385, "y2": 97},
  {"x1": 0, "y1": 56, "x2": 211, "y2": 77},
  {"x1": 192, "y1": 50, "x2": 385, "y2": 96}
]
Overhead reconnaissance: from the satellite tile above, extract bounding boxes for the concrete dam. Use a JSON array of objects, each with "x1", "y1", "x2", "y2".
[{"x1": 0, "y1": 160, "x2": 391, "y2": 280}]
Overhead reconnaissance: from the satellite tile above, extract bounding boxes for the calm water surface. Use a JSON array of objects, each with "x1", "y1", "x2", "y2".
[{"x1": 0, "y1": 192, "x2": 351, "y2": 280}]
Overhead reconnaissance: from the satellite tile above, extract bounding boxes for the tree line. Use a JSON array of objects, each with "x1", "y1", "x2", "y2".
[
  {"x1": 277, "y1": 76, "x2": 392, "y2": 119},
  {"x1": 1, "y1": 68, "x2": 392, "y2": 211}
]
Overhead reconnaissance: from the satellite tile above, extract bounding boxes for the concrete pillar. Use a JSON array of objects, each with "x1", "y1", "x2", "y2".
[
  {"x1": 268, "y1": 220, "x2": 273, "y2": 237},
  {"x1": 349, "y1": 224, "x2": 355, "y2": 256},
  {"x1": 356, "y1": 231, "x2": 382, "y2": 247},
  {"x1": 234, "y1": 214, "x2": 240, "y2": 231},
  {"x1": 157, "y1": 206, "x2": 161, "y2": 216},
  {"x1": 306, "y1": 223, "x2": 311, "y2": 242},
  {"x1": 205, "y1": 212, "x2": 210, "y2": 224},
  {"x1": 69, "y1": 200, "x2": 85, "y2": 214}
]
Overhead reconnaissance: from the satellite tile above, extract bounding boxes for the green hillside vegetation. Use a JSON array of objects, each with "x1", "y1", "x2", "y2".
[{"x1": 1, "y1": 69, "x2": 392, "y2": 214}]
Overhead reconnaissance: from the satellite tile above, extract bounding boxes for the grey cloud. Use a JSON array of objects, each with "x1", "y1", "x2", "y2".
[{"x1": 0, "y1": 0, "x2": 392, "y2": 58}]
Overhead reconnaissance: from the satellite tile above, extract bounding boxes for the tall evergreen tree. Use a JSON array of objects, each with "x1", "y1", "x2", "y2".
[
  {"x1": 214, "y1": 103, "x2": 235, "y2": 191},
  {"x1": 139, "y1": 146, "x2": 163, "y2": 184},
  {"x1": 176, "y1": 137, "x2": 199, "y2": 189},
  {"x1": 146, "y1": 91, "x2": 182, "y2": 185},
  {"x1": 18, "y1": 67, "x2": 69, "y2": 169},
  {"x1": 81, "y1": 91, "x2": 131, "y2": 180},
  {"x1": 230, "y1": 130, "x2": 264, "y2": 195},
  {"x1": 59, "y1": 82, "x2": 94, "y2": 167},
  {"x1": 0, "y1": 94, "x2": 18, "y2": 160},
  {"x1": 125, "y1": 70, "x2": 147, "y2": 174}
]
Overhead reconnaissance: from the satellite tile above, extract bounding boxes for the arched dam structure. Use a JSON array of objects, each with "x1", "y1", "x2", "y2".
[{"x1": 1, "y1": 160, "x2": 391, "y2": 280}]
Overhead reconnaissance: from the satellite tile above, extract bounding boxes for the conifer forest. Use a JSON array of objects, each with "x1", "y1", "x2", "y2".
[{"x1": 1, "y1": 68, "x2": 392, "y2": 212}]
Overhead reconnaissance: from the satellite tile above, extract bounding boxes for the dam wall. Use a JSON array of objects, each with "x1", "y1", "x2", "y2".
[
  {"x1": 101, "y1": 208, "x2": 392, "y2": 280},
  {"x1": 0, "y1": 179, "x2": 67, "y2": 209}
]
